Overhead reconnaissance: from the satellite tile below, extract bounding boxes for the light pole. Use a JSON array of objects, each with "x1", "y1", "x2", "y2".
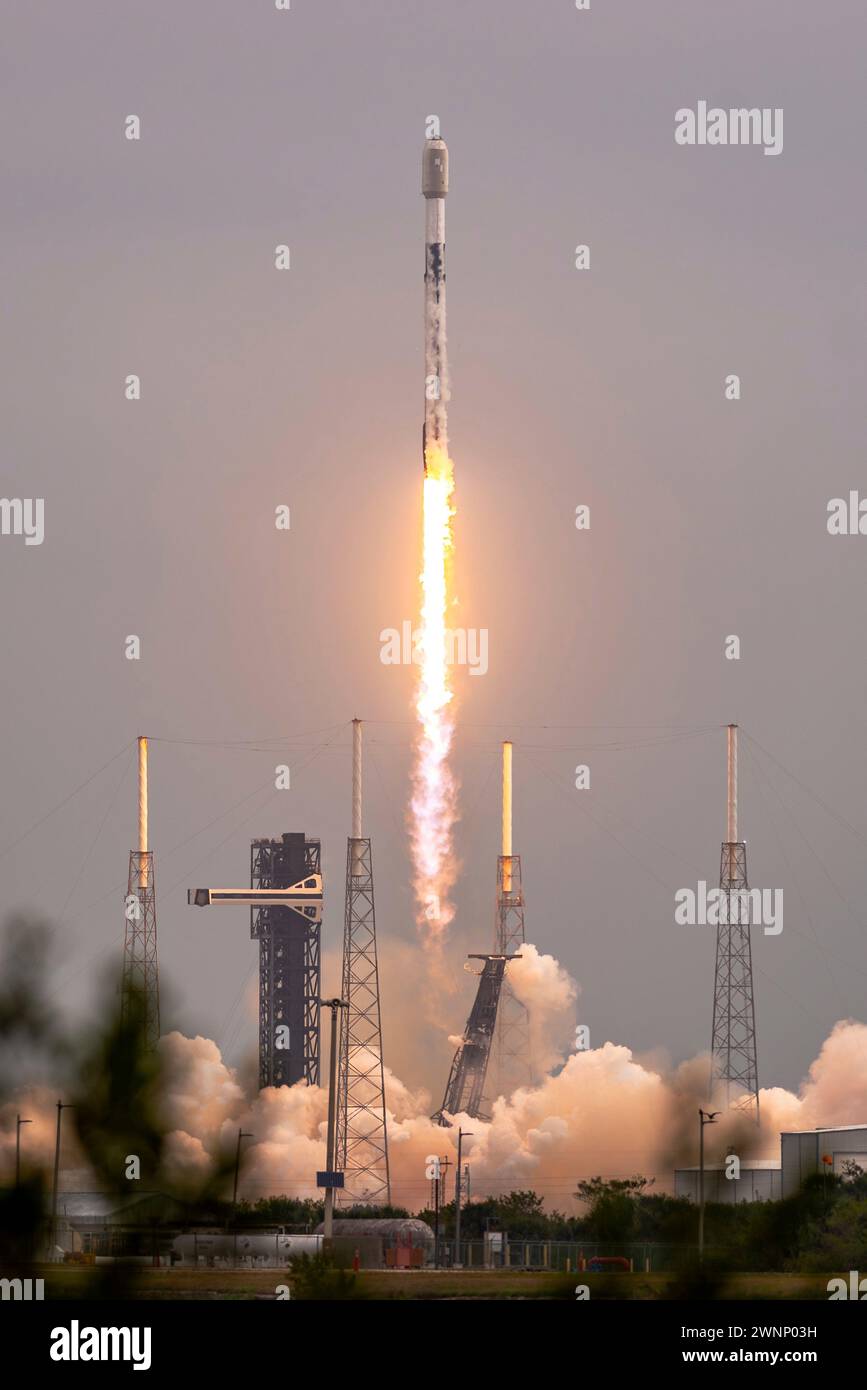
[
  {"x1": 50, "y1": 1101, "x2": 75, "y2": 1257},
  {"x1": 433, "y1": 1161, "x2": 440, "y2": 1266},
  {"x1": 16, "y1": 1115, "x2": 32, "y2": 1188},
  {"x1": 698, "y1": 1109, "x2": 720, "y2": 1261},
  {"x1": 454, "y1": 1128, "x2": 473, "y2": 1268},
  {"x1": 320, "y1": 997, "x2": 349, "y2": 1240}
]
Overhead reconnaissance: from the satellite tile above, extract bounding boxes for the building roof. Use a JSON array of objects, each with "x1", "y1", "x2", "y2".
[
  {"x1": 52, "y1": 1191, "x2": 188, "y2": 1221},
  {"x1": 781, "y1": 1125, "x2": 867, "y2": 1136},
  {"x1": 315, "y1": 1218, "x2": 434, "y2": 1243}
]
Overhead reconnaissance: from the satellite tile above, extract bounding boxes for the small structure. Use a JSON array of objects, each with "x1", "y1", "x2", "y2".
[
  {"x1": 317, "y1": 1217, "x2": 434, "y2": 1269},
  {"x1": 51, "y1": 1191, "x2": 189, "y2": 1259},
  {"x1": 675, "y1": 1122, "x2": 867, "y2": 1203},
  {"x1": 781, "y1": 1125, "x2": 867, "y2": 1197}
]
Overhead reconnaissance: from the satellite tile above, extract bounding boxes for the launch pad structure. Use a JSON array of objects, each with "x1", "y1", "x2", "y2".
[
  {"x1": 433, "y1": 742, "x2": 530, "y2": 1126},
  {"x1": 433, "y1": 953, "x2": 521, "y2": 1125},
  {"x1": 251, "y1": 833, "x2": 322, "y2": 1089},
  {"x1": 187, "y1": 831, "x2": 323, "y2": 1088},
  {"x1": 710, "y1": 724, "x2": 760, "y2": 1121}
]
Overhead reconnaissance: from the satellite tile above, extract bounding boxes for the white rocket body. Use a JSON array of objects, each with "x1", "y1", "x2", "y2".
[{"x1": 422, "y1": 137, "x2": 449, "y2": 472}]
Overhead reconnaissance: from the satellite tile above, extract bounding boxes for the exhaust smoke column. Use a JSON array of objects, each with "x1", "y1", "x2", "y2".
[{"x1": 412, "y1": 123, "x2": 457, "y2": 941}]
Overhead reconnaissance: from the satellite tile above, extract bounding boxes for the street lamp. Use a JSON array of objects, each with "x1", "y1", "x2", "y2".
[
  {"x1": 15, "y1": 1115, "x2": 32, "y2": 1188},
  {"x1": 319, "y1": 997, "x2": 349, "y2": 1240},
  {"x1": 698, "y1": 1108, "x2": 720, "y2": 1261}
]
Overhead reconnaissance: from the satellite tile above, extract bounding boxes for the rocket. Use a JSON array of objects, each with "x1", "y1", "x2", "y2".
[{"x1": 422, "y1": 134, "x2": 449, "y2": 474}]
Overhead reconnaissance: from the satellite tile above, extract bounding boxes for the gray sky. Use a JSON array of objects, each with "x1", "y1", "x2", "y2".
[{"x1": 1, "y1": 0, "x2": 865, "y2": 1101}]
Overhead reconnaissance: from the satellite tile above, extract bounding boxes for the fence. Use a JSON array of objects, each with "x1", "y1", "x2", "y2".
[{"x1": 433, "y1": 1240, "x2": 696, "y2": 1272}]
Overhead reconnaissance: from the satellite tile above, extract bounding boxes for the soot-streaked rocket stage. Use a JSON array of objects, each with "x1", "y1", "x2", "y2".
[{"x1": 411, "y1": 127, "x2": 458, "y2": 943}]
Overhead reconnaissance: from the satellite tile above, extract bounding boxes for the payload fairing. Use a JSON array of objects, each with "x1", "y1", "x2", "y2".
[{"x1": 422, "y1": 136, "x2": 449, "y2": 474}]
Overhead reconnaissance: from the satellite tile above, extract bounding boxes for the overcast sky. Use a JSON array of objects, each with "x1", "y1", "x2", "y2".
[{"x1": 1, "y1": 0, "x2": 865, "y2": 1102}]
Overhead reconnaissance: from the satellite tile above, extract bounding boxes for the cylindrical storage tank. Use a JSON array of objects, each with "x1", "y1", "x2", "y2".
[{"x1": 171, "y1": 1233, "x2": 324, "y2": 1265}]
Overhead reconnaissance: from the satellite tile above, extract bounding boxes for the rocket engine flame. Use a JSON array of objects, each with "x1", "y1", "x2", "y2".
[{"x1": 411, "y1": 442, "x2": 457, "y2": 939}]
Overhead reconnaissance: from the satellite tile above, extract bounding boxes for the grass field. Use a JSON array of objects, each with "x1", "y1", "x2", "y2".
[{"x1": 35, "y1": 1267, "x2": 835, "y2": 1301}]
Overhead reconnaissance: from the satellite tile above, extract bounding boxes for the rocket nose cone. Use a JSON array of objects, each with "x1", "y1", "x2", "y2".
[{"x1": 422, "y1": 139, "x2": 448, "y2": 197}]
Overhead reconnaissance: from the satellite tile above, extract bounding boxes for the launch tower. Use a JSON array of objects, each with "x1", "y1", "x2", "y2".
[{"x1": 251, "y1": 832, "x2": 321, "y2": 1088}]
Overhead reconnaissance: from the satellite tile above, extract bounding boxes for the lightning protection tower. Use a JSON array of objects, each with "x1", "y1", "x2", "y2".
[
  {"x1": 493, "y1": 741, "x2": 533, "y2": 1094},
  {"x1": 710, "y1": 724, "x2": 760, "y2": 1122},
  {"x1": 120, "y1": 737, "x2": 160, "y2": 1050},
  {"x1": 335, "y1": 720, "x2": 391, "y2": 1206}
]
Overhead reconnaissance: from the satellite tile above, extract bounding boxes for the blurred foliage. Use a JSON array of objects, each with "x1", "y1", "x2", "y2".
[{"x1": 289, "y1": 1249, "x2": 364, "y2": 1300}]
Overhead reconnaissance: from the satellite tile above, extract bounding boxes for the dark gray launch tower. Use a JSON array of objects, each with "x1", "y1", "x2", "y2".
[{"x1": 251, "y1": 833, "x2": 321, "y2": 1089}]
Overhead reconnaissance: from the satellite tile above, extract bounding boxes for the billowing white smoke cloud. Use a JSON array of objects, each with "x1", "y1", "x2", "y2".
[
  {"x1": 4, "y1": 957, "x2": 867, "y2": 1214},
  {"x1": 149, "y1": 1004, "x2": 867, "y2": 1210},
  {"x1": 506, "y1": 941, "x2": 578, "y2": 1076}
]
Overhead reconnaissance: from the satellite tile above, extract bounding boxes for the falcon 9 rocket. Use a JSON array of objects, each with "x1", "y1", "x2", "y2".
[{"x1": 422, "y1": 134, "x2": 449, "y2": 473}]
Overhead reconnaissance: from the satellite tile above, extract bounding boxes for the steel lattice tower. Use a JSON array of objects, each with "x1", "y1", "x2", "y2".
[
  {"x1": 251, "y1": 833, "x2": 321, "y2": 1089},
  {"x1": 120, "y1": 738, "x2": 160, "y2": 1050},
  {"x1": 493, "y1": 742, "x2": 533, "y2": 1094},
  {"x1": 710, "y1": 724, "x2": 759, "y2": 1121},
  {"x1": 336, "y1": 721, "x2": 390, "y2": 1204}
]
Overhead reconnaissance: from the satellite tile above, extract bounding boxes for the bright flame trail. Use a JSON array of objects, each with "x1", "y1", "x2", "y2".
[{"x1": 412, "y1": 444, "x2": 457, "y2": 939}]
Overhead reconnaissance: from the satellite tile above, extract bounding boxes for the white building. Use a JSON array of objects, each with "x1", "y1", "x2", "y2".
[
  {"x1": 675, "y1": 1159, "x2": 781, "y2": 1204},
  {"x1": 675, "y1": 1123, "x2": 867, "y2": 1203},
  {"x1": 781, "y1": 1125, "x2": 867, "y2": 1198}
]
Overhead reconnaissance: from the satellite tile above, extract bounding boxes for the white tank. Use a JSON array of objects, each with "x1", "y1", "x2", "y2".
[
  {"x1": 171, "y1": 1232, "x2": 324, "y2": 1265},
  {"x1": 422, "y1": 139, "x2": 448, "y2": 198}
]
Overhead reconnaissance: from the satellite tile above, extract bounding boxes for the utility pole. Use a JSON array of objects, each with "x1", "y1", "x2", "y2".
[
  {"x1": 49, "y1": 1101, "x2": 74, "y2": 1256},
  {"x1": 433, "y1": 1161, "x2": 439, "y2": 1264},
  {"x1": 15, "y1": 1115, "x2": 31, "y2": 1188},
  {"x1": 320, "y1": 997, "x2": 349, "y2": 1239},
  {"x1": 698, "y1": 1108, "x2": 719, "y2": 1261},
  {"x1": 454, "y1": 1128, "x2": 473, "y2": 1268},
  {"x1": 437, "y1": 1154, "x2": 452, "y2": 1268},
  {"x1": 430, "y1": 1155, "x2": 441, "y2": 1268}
]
